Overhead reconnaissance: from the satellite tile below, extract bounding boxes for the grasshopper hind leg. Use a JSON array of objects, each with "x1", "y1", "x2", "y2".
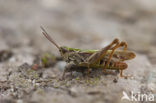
[
  {"x1": 86, "y1": 38, "x2": 119, "y2": 65},
  {"x1": 104, "y1": 41, "x2": 127, "y2": 70},
  {"x1": 84, "y1": 38, "x2": 120, "y2": 74}
]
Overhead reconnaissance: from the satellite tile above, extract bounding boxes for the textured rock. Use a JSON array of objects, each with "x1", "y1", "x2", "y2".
[{"x1": 0, "y1": 0, "x2": 156, "y2": 103}]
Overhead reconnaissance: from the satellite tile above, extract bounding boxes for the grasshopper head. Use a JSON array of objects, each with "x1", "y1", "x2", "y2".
[{"x1": 59, "y1": 46, "x2": 69, "y2": 56}]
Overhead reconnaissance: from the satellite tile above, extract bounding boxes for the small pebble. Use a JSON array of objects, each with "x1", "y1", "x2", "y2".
[
  {"x1": 55, "y1": 61, "x2": 66, "y2": 71},
  {"x1": 113, "y1": 78, "x2": 118, "y2": 83}
]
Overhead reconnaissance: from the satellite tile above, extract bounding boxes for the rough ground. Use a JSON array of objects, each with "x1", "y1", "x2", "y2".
[{"x1": 0, "y1": 0, "x2": 156, "y2": 103}]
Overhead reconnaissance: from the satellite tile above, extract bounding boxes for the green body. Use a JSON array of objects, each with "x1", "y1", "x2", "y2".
[{"x1": 62, "y1": 46, "x2": 135, "y2": 61}]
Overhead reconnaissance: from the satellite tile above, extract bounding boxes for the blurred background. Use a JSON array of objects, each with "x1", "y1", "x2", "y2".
[
  {"x1": 0, "y1": 0, "x2": 156, "y2": 64},
  {"x1": 0, "y1": 0, "x2": 156, "y2": 103}
]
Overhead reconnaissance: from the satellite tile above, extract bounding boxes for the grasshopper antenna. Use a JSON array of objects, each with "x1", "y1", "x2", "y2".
[{"x1": 41, "y1": 26, "x2": 60, "y2": 50}]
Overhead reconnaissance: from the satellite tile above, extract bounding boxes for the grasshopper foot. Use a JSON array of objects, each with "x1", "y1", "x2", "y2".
[
  {"x1": 120, "y1": 70, "x2": 132, "y2": 79},
  {"x1": 120, "y1": 75, "x2": 132, "y2": 79}
]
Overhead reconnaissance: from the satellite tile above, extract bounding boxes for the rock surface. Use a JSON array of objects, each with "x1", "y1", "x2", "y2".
[{"x1": 0, "y1": 0, "x2": 156, "y2": 103}]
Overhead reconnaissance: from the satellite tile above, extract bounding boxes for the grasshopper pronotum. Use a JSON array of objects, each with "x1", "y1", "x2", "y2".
[{"x1": 41, "y1": 27, "x2": 136, "y2": 79}]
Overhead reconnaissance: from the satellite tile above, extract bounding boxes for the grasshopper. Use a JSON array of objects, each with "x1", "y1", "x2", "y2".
[{"x1": 41, "y1": 27, "x2": 136, "y2": 79}]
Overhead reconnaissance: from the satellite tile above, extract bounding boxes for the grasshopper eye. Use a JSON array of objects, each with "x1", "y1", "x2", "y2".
[{"x1": 60, "y1": 47, "x2": 68, "y2": 54}]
